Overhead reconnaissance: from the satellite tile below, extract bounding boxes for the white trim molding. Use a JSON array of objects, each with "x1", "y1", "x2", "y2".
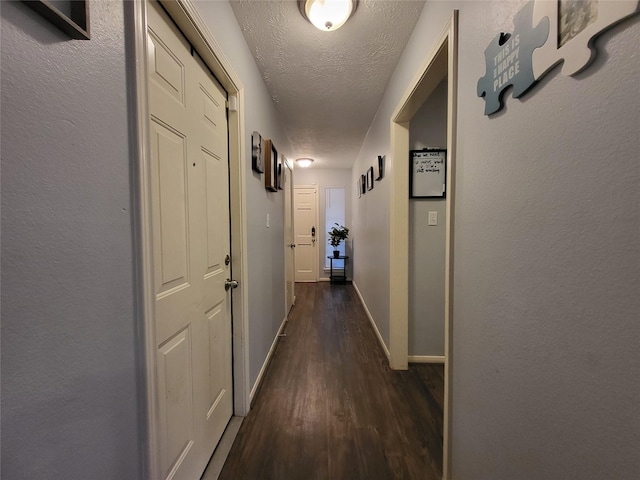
[
  {"x1": 353, "y1": 281, "x2": 390, "y2": 361},
  {"x1": 250, "y1": 316, "x2": 288, "y2": 402},
  {"x1": 408, "y1": 355, "x2": 445, "y2": 364}
]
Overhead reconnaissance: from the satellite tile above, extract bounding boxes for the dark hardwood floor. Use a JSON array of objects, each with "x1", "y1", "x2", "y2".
[{"x1": 218, "y1": 282, "x2": 444, "y2": 480}]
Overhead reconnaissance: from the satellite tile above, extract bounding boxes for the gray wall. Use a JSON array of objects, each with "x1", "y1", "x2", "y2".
[
  {"x1": 353, "y1": 1, "x2": 640, "y2": 478},
  {"x1": 1, "y1": 0, "x2": 294, "y2": 476},
  {"x1": 1, "y1": 1, "x2": 142, "y2": 478},
  {"x1": 295, "y1": 168, "x2": 352, "y2": 280},
  {"x1": 193, "y1": 1, "x2": 291, "y2": 390},
  {"x1": 351, "y1": 139, "x2": 391, "y2": 343},
  {"x1": 408, "y1": 79, "x2": 447, "y2": 357}
]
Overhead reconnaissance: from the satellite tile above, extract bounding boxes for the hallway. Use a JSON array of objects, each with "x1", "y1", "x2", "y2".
[{"x1": 218, "y1": 283, "x2": 444, "y2": 480}]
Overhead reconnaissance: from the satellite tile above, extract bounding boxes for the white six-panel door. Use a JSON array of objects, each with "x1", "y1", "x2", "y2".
[
  {"x1": 294, "y1": 186, "x2": 318, "y2": 282},
  {"x1": 147, "y1": 2, "x2": 233, "y2": 478}
]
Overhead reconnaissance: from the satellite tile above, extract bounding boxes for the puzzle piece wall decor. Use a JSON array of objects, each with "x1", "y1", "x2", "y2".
[
  {"x1": 477, "y1": 1, "x2": 549, "y2": 116},
  {"x1": 477, "y1": 0, "x2": 640, "y2": 116},
  {"x1": 532, "y1": 0, "x2": 640, "y2": 79}
]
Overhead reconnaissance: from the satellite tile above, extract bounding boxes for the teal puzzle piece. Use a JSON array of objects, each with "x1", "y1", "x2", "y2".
[{"x1": 477, "y1": 1, "x2": 549, "y2": 116}]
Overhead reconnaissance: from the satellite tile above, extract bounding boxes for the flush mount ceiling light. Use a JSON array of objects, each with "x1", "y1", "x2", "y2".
[
  {"x1": 299, "y1": 0, "x2": 358, "y2": 32},
  {"x1": 296, "y1": 158, "x2": 314, "y2": 168}
]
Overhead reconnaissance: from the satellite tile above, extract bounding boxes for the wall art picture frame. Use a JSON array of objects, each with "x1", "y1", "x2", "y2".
[
  {"x1": 361, "y1": 174, "x2": 367, "y2": 195},
  {"x1": 264, "y1": 139, "x2": 278, "y2": 192},
  {"x1": 24, "y1": 0, "x2": 90, "y2": 40},
  {"x1": 252, "y1": 131, "x2": 264, "y2": 173},
  {"x1": 357, "y1": 177, "x2": 362, "y2": 198},
  {"x1": 410, "y1": 148, "x2": 447, "y2": 198},
  {"x1": 277, "y1": 154, "x2": 284, "y2": 190},
  {"x1": 376, "y1": 155, "x2": 385, "y2": 181},
  {"x1": 366, "y1": 166, "x2": 374, "y2": 191}
]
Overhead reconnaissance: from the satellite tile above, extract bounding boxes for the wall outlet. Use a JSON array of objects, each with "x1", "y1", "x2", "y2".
[{"x1": 428, "y1": 211, "x2": 438, "y2": 226}]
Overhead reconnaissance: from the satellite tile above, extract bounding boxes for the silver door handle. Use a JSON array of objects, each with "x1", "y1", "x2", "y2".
[{"x1": 225, "y1": 279, "x2": 239, "y2": 291}]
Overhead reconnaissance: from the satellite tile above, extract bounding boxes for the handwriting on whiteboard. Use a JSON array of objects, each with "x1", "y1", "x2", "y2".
[{"x1": 414, "y1": 151, "x2": 444, "y2": 174}]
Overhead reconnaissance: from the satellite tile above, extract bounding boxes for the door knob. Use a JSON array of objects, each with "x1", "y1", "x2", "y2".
[
  {"x1": 225, "y1": 279, "x2": 239, "y2": 291},
  {"x1": 289, "y1": 244, "x2": 296, "y2": 249}
]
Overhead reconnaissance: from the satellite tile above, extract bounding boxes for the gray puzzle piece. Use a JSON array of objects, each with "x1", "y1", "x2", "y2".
[{"x1": 477, "y1": 1, "x2": 549, "y2": 116}]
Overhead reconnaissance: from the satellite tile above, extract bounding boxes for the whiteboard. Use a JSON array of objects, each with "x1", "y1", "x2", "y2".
[{"x1": 410, "y1": 149, "x2": 446, "y2": 198}]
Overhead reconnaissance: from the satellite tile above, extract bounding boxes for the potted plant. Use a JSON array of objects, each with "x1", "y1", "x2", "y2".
[{"x1": 328, "y1": 223, "x2": 349, "y2": 258}]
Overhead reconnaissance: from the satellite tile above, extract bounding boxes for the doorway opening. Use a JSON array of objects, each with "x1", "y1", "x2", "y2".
[{"x1": 389, "y1": 11, "x2": 458, "y2": 479}]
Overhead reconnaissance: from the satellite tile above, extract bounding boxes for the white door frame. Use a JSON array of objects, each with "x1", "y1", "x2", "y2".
[
  {"x1": 284, "y1": 158, "x2": 295, "y2": 313},
  {"x1": 129, "y1": 1, "x2": 250, "y2": 477},
  {"x1": 389, "y1": 11, "x2": 457, "y2": 479}
]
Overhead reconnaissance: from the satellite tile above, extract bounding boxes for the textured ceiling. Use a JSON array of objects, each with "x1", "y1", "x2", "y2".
[{"x1": 229, "y1": 0, "x2": 426, "y2": 169}]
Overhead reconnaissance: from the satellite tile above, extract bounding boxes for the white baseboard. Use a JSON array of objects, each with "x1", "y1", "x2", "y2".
[
  {"x1": 249, "y1": 315, "x2": 287, "y2": 402},
  {"x1": 408, "y1": 355, "x2": 446, "y2": 364},
  {"x1": 352, "y1": 281, "x2": 390, "y2": 361},
  {"x1": 319, "y1": 277, "x2": 352, "y2": 282},
  {"x1": 200, "y1": 416, "x2": 243, "y2": 479}
]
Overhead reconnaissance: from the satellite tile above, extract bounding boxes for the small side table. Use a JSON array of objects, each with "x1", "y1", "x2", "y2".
[{"x1": 328, "y1": 256, "x2": 349, "y2": 284}]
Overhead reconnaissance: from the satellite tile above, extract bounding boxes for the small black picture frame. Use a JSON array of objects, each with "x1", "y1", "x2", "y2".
[
  {"x1": 252, "y1": 131, "x2": 264, "y2": 173},
  {"x1": 366, "y1": 166, "x2": 374, "y2": 191},
  {"x1": 410, "y1": 148, "x2": 447, "y2": 198},
  {"x1": 361, "y1": 174, "x2": 366, "y2": 195},
  {"x1": 277, "y1": 155, "x2": 284, "y2": 190},
  {"x1": 376, "y1": 155, "x2": 385, "y2": 181},
  {"x1": 264, "y1": 139, "x2": 278, "y2": 192},
  {"x1": 24, "y1": 1, "x2": 90, "y2": 40}
]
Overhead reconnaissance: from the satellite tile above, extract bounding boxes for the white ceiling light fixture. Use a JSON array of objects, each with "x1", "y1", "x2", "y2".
[
  {"x1": 296, "y1": 158, "x2": 314, "y2": 168},
  {"x1": 299, "y1": 0, "x2": 358, "y2": 32}
]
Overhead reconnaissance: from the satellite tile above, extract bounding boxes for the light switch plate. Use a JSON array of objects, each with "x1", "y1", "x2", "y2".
[{"x1": 428, "y1": 211, "x2": 438, "y2": 226}]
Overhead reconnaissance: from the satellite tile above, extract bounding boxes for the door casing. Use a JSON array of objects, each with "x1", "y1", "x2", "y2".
[
  {"x1": 128, "y1": 1, "x2": 250, "y2": 477},
  {"x1": 389, "y1": 11, "x2": 458, "y2": 479},
  {"x1": 284, "y1": 158, "x2": 295, "y2": 313}
]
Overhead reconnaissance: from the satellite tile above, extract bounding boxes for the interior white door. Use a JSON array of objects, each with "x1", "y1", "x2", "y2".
[
  {"x1": 284, "y1": 159, "x2": 295, "y2": 312},
  {"x1": 147, "y1": 2, "x2": 233, "y2": 479},
  {"x1": 294, "y1": 186, "x2": 318, "y2": 282}
]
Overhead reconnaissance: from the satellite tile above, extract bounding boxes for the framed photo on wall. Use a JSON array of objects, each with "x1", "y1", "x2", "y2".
[
  {"x1": 376, "y1": 155, "x2": 385, "y2": 181},
  {"x1": 366, "y1": 166, "x2": 374, "y2": 191},
  {"x1": 252, "y1": 131, "x2": 264, "y2": 173},
  {"x1": 264, "y1": 139, "x2": 278, "y2": 191},
  {"x1": 24, "y1": 0, "x2": 90, "y2": 39},
  {"x1": 277, "y1": 154, "x2": 284, "y2": 190},
  {"x1": 361, "y1": 174, "x2": 366, "y2": 195}
]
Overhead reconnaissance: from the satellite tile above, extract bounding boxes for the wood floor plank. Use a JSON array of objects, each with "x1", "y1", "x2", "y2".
[{"x1": 217, "y1": 283, "x2": 443, "y2": 480}]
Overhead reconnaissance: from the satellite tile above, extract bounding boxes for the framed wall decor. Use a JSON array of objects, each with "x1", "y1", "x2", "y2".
[
  {"x1": 376, "y1": 155, "x2": 385, "y2": 181},
  {"x1": 366, "y1": 166, "x2": 374, "y2": 191},
  {"x1": 357, "y1": 177, "x2": 362, "y2": 198},
  {"x1": 252, "y1": 131, "x2": 264, "y2": 173},
  {"x1": 264, "y1": 139, "x2": 278, "y2": 192},
  {"x1": 24, "y1": 0, "x2": 90, "y2": 39},
  {"x1": 410, "y1": 148, "x2": 446, "y2": 198},
  {"x1": 360, "y1": 174, "x2": 366, "y2": 195},
  {"x1": 277, "y1": 154, "x2": 284, "y2": 190}
]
